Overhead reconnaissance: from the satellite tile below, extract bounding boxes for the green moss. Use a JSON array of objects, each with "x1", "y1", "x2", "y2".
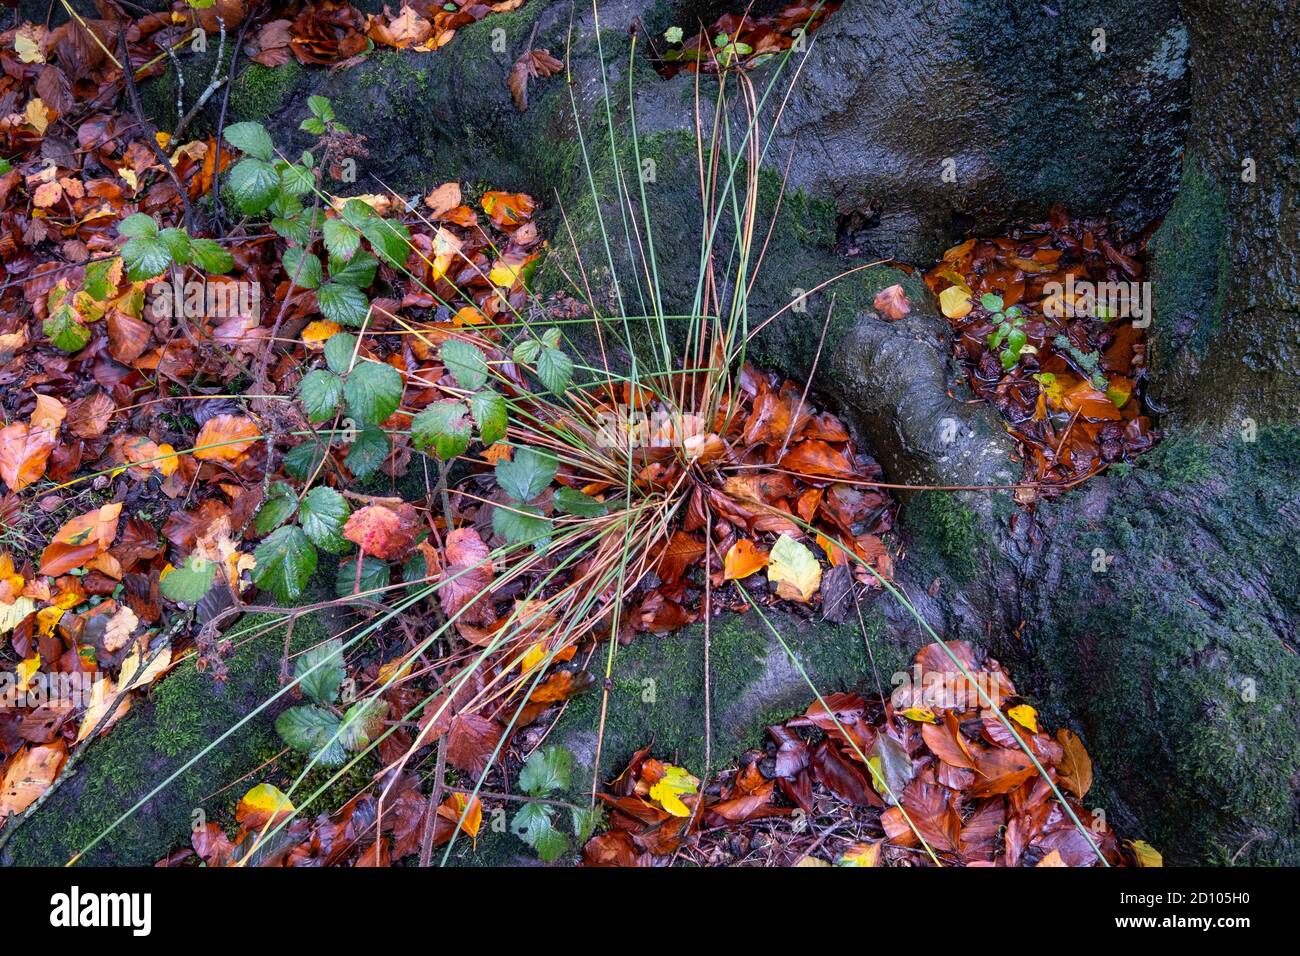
[
  {"x1": 230, "y1": 61, "x2": 305, "y2": 123},
  {"x1": 1150, "y1": 154, "x2": 1231, "y2": 356},
  {"x1": 3, "y1": 606, "x2": 330, "y2": 867},
  {"x1": 551, "y1": 605, "x2": 909, "y2": 789},
  {"x1": 1032, "y1": 425, "x2": 1300, "y2": 864},
  {"x1": 905, "y1": 490, "x2": 980, "y2": 583}
]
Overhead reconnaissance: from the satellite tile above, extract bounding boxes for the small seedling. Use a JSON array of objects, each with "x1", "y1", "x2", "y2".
[{"x1": 983, "y1": 293, "x2": 1029, "y2": 371}]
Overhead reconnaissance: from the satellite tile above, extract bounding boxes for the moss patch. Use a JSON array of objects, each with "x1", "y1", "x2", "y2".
[
  {"x1": 904, "y1": 490, "x2": 980, "y2": 583},
  {"x1": 3, "y1": 605, "x2": 330, "y2": 867},
  {"x1": 1029, "y1": 425, "x2": 1300, "y2": 864},
  {"x1": 551, "y1": 605, "x2": 910, "y2": 787}
]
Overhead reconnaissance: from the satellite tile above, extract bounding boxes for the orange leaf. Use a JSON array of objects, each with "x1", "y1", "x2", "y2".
[
  {"x1": 39, "y1": 502, "x2": 122, "y2": 576},
  {"x1": 0, "y1": 394, "x2": 64, "y2": 492},
  {"x1": 723, "y1": 539, "x2": 768, "y2": 580},
  {"x1": 192, "y1": 414, "x2": 260, "y2": 462},
  {"x1": 0, "y1": 741, "x2": 66, "y2": 817},
  {"x1": 873, "y1": 283, "x2": 911, "y2": 321},
  {"x1": 343, "y1": 504, "x2": 419, "y2": 560}
]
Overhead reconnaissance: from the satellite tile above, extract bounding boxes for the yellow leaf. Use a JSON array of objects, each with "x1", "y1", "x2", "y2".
[
  {"x1": 36, "y1": 606, "x2": 63, "y2": 638},
  {"x1": 235, "y1": 783, "x2": 295, "y2": 829},
  {"x1": 15, "y1": 27, "x2": 45, "y2": 64},
  {"x1": 76, "y1": 677, "x2": 130, "y2": 742},
  {"x1": 836, "y1": 841, "x2": 883, "y2": 866},
  {"x1": 899, "y1": 706, "x2": 938, "y2": 724},
  {"x1": 155, "y1": 131, "x2": 171, "y2": 151},
  {"x1": 1008, "y1": 703, "x2": 1039, "y2": 734},
  {"x1": 302, "y1": 320, "x2": 341, "y2": 348},
  {"x1": 939, "y1": 284, "x2": 972, "y2": 319},
  {"x1": 119, "y1": 640, "x2": 172, "y2": 691},
  {"x1": 1036, "y1": 849, "x2": 1067, "y2": 867},
  {"x1": 16, "y1": 655, "x2": 40, "y2": 693},
  {"x1": 795, "y1": 855, "x2": 831, "y2": 867},
  {"x1": 488, "y1": 260, "x2": 521, "y2": 288},
  {"x1": 1130, "y1": 840, "x2": 1163, "y2": 867},
  {"x1": 25, "y1": 98, "x2": 50, "y2": 135},
  {"x1": 648, "y1": 764, "x2": 699, "y2": 817},
  {"x1": 766, "y1": 534, "x2": 821, "y2": 603},
  {"x1": 0, "y1": 596, "x2": 36, "y2": 635},
  {"x1": 520, "y1": 641, "x2": 546, "y2": 673}
]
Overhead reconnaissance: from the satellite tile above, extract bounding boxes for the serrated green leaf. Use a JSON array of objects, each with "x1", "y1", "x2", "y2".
[
  {"x1": 284, "y1": 441, "x2": 327, "y2": 481},
  {"x1": 440, "y1": 339, "x2": 489, "y2": 390},
  {"x1": 339, "y1": 698, "x2": 388, "y2": 752},
  {"x1": 335, "y1": 554, "x2": 390, "y2": 597},
  {"x1": 271, "y1": 214, "x2": 311, "y2": 246},
  {"x1": 228, "y1": 157, "x2": 282, "y2": 214},
  {"x1": 519, "y1": 745, "x2": 572, "y2": 796},
  {"x1": 308, "y1": 95, "x2": 334, "y2": 121},
  {"x1": 159, "y1": 555, "x2": 216, "y2": 604},
  {"x1": 345, "y1": 424, "x2": 389, "y2": 478},
  {"x1": 116, "y1": 213, "x2": 157, "y2": 239},
  {"x1": 121, "y1": 236, "x2": 172, "y2": 281},
  {"x1": 252, "y1": 525, "x2": 318, "y2": 603},
  {"x1": 299, "y1": 486, "x2": 350, "y2": 553},
  {"x1": 980, "y1": 293, "x2": 1004, "y2": 313},
  {"x1": 295, "y1": 638, "x2": 345, "y2": 707},
  {"x1": 512, "y1": 803, "x2": 566, "y2": 861},
  {"x1": 224, "y1": 120, "x2": 275, "y2": 161},
  {"x1": 492, "y1": 503, "x2": 551, "y2": 549},
  {"x1": 536, "y1": 346, "x2": 573, "y2": 394},
  {"x1": 324, "y1": 332, "x2": 358, "y2": 374},
  {"x1": 553, "y1": 486, "x2": 606, "y2": 517},
  {"x1": 344, "y1": 361, "x2": 403, "y2": 425},
  {"x1": 189, "y1": 238, "x2": 233, "y2": 275},
  {"x1": 513, "y1": 338, "x2": 542, "y2": 364},
  {"x1": 280, "y1": 164, "x2": 313, "y2": 197},
  {"x1": 275, "y1": 706, "x2": 346, "y2": 765},
  {"x1": 157, "y1": 228, "x2": 192, "y2": 264},
  {"x1": 299, "y1": 369, "x2": 343, "y2": 423},
  {"x1": 323, "y1": 218, "x2": 361, "y2": 262},
  {"x1": 572, "y1": 805, "x2": 604, "y2": 843},
  {"x1": 254, "y1": 481, "x2": 298, "y2": 534},
  {"x1": 300, "y1": 117, "x2": 327, "y2": 135},
  {"x1": 469, "y1": 389, "x2": 507, "y2": 446},
  {"x1": 327, "y1": 248, "x2": 377, "y2": 288},
  {"x1": 283, "y1": 247, "x2": 323, "y2": 290},
  {"x1": 411, "y1": 401, "x2": 472, "y2": 460},
  {"x1": 317, "y1": 281, "x2": 370, "y2": 327},
  {"x1": 495, "y1": 446, "x2": 556, "y2": 503}
]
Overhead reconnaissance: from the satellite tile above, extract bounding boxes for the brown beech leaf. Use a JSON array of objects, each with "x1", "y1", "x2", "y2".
[
  {"x1": 508, "y1": 48, "x2": 563, "y2": 112},
  {"x1": 0, "y1": 741, "x2": 66, "y2": 817},
  {"x1": 873, "y1": 283, "x2": 911, "y2": 320},
  {"x1": 1055, "y1": 728, "x2": 1093, "y2": 798}
]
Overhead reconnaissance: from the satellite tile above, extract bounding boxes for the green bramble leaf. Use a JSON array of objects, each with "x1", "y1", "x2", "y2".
[
  {"x1": 294, "y1": 637, "x2": 345, "y2": 707},
  {"x1": 495, "y1": 446, "x2": 556, "y2": 503},
  {"x1": 411, "y1": 401, "x2": 472, "y2": 460},
  {"x1": 344, "y1": 361, "x2": 403, "y2": 426},
  {"x1": 299, "y1": 486, "x2": 351, "y2": 554},
  {"x1": 299, "y1": 369, "x2": 343, "y2": 423},
  {"x1": 252, "y1": 526, "x2": 318, "y2": 603},
  {"x1": 224, "y1": 120, "x2": 275, "y2": 161},
  {"x1": 441, "y1": 339, "x2": 489, "y2": 390}
]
